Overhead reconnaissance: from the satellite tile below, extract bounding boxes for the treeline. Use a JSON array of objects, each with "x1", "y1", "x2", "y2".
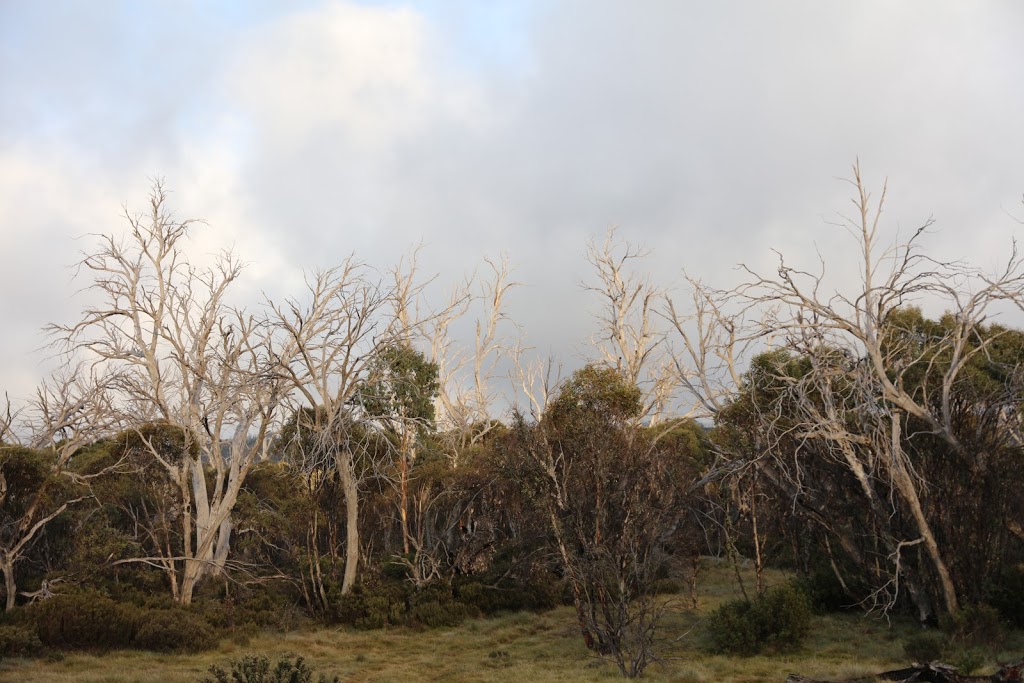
[{"x1": 2, "y1": 168, "x2": 1024, "y2": 677}]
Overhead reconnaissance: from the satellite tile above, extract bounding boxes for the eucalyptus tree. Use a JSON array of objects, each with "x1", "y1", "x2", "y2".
[
  {"x1": 508, "y1": 365, "x2": 698, "y2": 678},
  {"x1": 53, "y1": 184, "x2": 299, "y2": 604},
  {"x1": 0, "y1": 369, "x2": 117, "y2": 610},
  {"x1": 584, "y1": 228, "x2": 676, "y2": 424},
  {"x1": 691, "y1": 165, "x2": 1024, "y2": 618},
  {"x1": 272, "y1": 259, "x2": 394, "y2": 595}
]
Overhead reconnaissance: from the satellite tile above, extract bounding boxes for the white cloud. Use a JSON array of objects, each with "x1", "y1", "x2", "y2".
[{"x1": 3, "y1": 0, "x2": 1024, "y2": 405}]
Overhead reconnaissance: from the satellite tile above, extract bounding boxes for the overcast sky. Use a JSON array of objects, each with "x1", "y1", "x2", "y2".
[{"x1": 3, "y1": 1, "x2": 1024, "y2": 405}]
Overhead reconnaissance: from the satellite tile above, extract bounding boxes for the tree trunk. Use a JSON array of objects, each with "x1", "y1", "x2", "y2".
[
  {"x1": 179, "y1": 560, "x2": 201, "y2": 606},
  {"x1": 1, "y1": 557, "x2": 15, "y2": 612},
  {"x1": 891, "y1": 414, "x2": 960, "y2": 615},
  {"x1": 840, "y1": 441, "x2": 934, "y2": 621},
  {"x1": 340, "y1": 457, "x2": 359, "y2": 595}
]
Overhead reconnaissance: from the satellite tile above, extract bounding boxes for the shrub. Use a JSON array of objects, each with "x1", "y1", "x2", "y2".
[
  {"x1": 134, "y1": 609, "x2": 218, "y2": 653},
  {"x1": 200, "y1": 654, "x2": 339, "y2": 683},
  {"x1": 454, "y1": 578, "x2": 560, "y2": 615},
  {"x1": 194, "y1": 584, "x2": 304, "y2": 632},
  {"x1": 16, "y1": 591, "x2": 140, "y2": 650},
  {"x1": 406, "y1": 582, "x2": 473, "y2": 628},
  {"x1": 940, "y1": 603, "x2": 1005, "y2": 650},
  {"x1": 0, "y1": 624, "x2": 44, "y2": 659},
  {"x1": 705, "y1": 599, "x2": 760, "y2": 656},
  {"x1": 329, "y1": 580, "x2": 408, "y2": 629},
  {"x1": 986, "y1": 565, "x2": 1024, "y2": 628},
  {"x1": 903, "y1": 632, "x2": 949, "y2": 663},
  {"x1": 753, "y1": 584, "x2": 812, "y2": 649},
  {"x1": 949, "y1": 647, "x2": 985, "y2": 675},
  {"x1": 705, "y1": 583, "x2": 812, "y2": 655}
]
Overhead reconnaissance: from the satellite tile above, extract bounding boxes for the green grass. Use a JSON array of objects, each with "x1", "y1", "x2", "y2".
[{"x1": 2, "y1": 561, "x2": 1021, "y2": 683}]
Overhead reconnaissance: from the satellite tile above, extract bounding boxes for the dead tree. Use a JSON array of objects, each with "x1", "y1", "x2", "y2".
[
  {"x1": 427, "y1": 255, "x2": 518, "y2": 463},
  {"x1": 584, "y1": 228, "x2": 676, "y2": 424},
  {"x1": 53, "y1": 183, "x2": 295, "y2": 604},
  {"x1": 0, "y1": 368, "x2": 118, "y2": 610},
  {"x1": 734, "y1": 163, "x2": 1024, "y2": 616},
  {"x1": 273, "y1": 258, "x2": 391, "y2": 596}
]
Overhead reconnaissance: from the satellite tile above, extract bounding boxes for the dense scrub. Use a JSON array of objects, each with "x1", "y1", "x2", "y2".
[{"x1": 3, "y1": 184, "x2": 1024, "y2": 678}]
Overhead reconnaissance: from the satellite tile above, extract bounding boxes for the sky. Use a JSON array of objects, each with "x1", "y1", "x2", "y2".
[{"x1": 3, "y1": 0, "x2": 1024, "y2": 408}]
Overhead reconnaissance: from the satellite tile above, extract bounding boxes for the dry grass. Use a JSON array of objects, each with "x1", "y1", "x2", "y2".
[{"x1": 2, "y1": 561, "x2": 1021, "y2": 683}]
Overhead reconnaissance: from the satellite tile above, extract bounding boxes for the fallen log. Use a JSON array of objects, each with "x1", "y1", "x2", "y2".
[{"x1": 786, "y1": 658, "x2": 1024, "y2": 683}]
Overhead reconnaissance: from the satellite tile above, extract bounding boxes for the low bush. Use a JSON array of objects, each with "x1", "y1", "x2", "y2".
[
  {"x1": 0, "y1": 624, "x2": 45, "y2": 659},
  {"x1": 454, "y1": 578, "x2": 560, "y2": 615},
  {"x1": 705, "y1": 583, "x2": 812, "y2": 655},
  {"x1": 134, "y1": 609, "x2": 218, "y2": 653},
  {"x1": 329, "y1": 579, "x2": 408, "y2": 629},
  {"x1": 14, "y1": 592, "x2": 219, "y2": 654},
  {"x1": 949, "y1": 647, "x2": 985, "y2": 675},
  {"x1": 15, "y1": 591, "x2": 140, "y2": 650},
  {"x1": 940, "y1": 603, "x2": 1005, "y2": 650},
  {"x1": 200, "y1": 654, "x2": 339, "y2": 683},
  {"x1": 194, "y1": 584, "x2": 304, "y2": 632},
  {"x1": 903, "y1": 631, "x2": 949, "y2": 663},
  {"x1": 705, "y1": 598, "x2": 760, "y2": 656},
  {"x1": 407, "y1": 583, "x2": 473, "y2": 628}
]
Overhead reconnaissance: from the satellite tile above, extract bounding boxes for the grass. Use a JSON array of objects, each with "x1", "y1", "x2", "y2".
[{"x1": 2, "y1": 560, "x2": 1021, "y2": 683}]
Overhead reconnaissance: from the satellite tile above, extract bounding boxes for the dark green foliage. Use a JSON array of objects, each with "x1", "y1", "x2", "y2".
[
  {"x1": 454, "y1": 578, "x2": 561, "y2": 615},
  {"x1": 407, "y1": 582, "x2": 472, "y2": 628},
  {"x1": 329, "y1": 579, "x2": 407, "y2": 629},
  {"x1": 705, "y1": 599, "x2": 761, "y2": 656},
  {"x1": 939, "y1": 603, "x2": 1005, "y2": 650},
  {"x1": 201, "y1": 654, "x2": 339, "y2": 683},
  {"x1": 903, "y1": 605, "x2": 1004, "y2": 669},
  {"x1": 705, "y1": 584, "x2": 812, "y2": 655},
  {"x1": 16, "y1": 591, "x2": 140, "y2": 650},
  {"x1": 986, "y1": 564, "x2": 1024, "y2": 628},
  {"x1": 361, "y1": 342, "x2": 439, "y2": 429},
  {"x1": 14, "y1": 592, "x2": 218, "y2": 653},
  {"x1": 903, "y1": 631, "x2": 949, "y2": 663},
  {"x1": 133, "y1": 609, "x2": 218, "y2": 653},
  {"x1": 794, "y1": 569, "x2": 862, "y2": 613},
  {"x1": 407, "y1": 599, "x2": 469, "y2": 628},
  {"x1": 328, "y1": 578, "x2": 475, "y2": 629},
  {"x1": 0, "y1": 624, "x2": 45, "y2": 659},
  {"x1": 0, "y1": 447, "x2": 54, "y2": 519},
  {"x1": 195, "y1": 584, "x2": 305, "y2": 633}
]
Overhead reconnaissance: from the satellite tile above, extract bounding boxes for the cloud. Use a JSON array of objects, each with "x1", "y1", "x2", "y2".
[{"x1": 3, "y1": 0, "x2": 1024, "y2": 405}]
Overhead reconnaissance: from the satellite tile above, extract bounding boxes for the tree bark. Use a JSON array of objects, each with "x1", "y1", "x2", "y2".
[
  {"x1": 1, "y1": 557, "x2": 15, "y2": 612},
  {"x1": 891, "y1": 414, "x2": 960, "y2": 614},
  {"x1": 340, "y1": 457, "x2": 359, "y2": 595}
]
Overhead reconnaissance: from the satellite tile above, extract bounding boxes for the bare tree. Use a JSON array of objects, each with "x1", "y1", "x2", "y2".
[
  {"x1": 272, "y1": 259, "x2": 392, "y2": 595},
  {"x1": 730, "y1": 163, "x2": 1024, "y2": 616},
  {"x1": 584, "y1": 228, "x2": 676, "y2": 424},
  {"x1": 427, "y1": 255, "x2": 518, "y2": 462},
  {"x1": 665, "y1": 275, "x2": 766, "y2": 422},
  {"x1": 0, "y1": 367, "x2": 117, "y2": 610},
  {"x1": 52, "y1": 183, "x2": 295, "y2": 604}
]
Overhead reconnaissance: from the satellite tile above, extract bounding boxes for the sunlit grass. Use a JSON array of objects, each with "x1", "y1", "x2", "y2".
[{"x1": 2, "y1": 561, "x2": 1021, "y2": 683}]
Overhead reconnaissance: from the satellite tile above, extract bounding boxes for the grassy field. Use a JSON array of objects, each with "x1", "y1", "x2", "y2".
[{"x1": 3, "y1": 561, "x2": 1021, "y2": 683}]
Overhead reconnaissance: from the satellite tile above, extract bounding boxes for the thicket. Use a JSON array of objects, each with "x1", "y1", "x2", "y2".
[
  {"x1": 3, "y1": 178, "x2": 1024, "y2": 677},
  {"x1": 8, "y1": 591, "x2": 217, "y2": 653}
]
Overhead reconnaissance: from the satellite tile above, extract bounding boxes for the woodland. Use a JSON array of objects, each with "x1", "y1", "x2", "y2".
[{"x1": 2, "y1": 167, "x2": 1024, "y2": 681}]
